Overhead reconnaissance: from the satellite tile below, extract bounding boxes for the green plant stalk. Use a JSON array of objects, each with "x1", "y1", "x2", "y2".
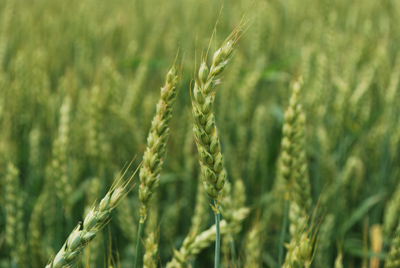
[
  {"x1": 214, "y1": 200, "x2": 221, "y2": 268},
  {"x1": 279, "y1": 198, "x2": 289, "y2": 266},
  {"x1": 228, "y1": 233, "x2": 237, "y2": 264},
  {"x1": 228, "y1": 232, "x2": 238, "y2": 267},
  {"x1": 134, "y1": 216, "x2": 145, "y2": 268}
]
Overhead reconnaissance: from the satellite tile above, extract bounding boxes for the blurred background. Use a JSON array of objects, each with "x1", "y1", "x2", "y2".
[{"x1": 0, "y1": 0, "x2": 399, "y2": 267}]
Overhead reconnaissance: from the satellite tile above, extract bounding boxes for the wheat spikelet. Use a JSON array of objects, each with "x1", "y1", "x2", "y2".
[
  {"x1": 384, "y1": 183, "x2": 400, "y2": 237},
  {"x1": 220, "y1": 182, "x2": 235, "y2": 265},
  {"x1": 134, "y1": 61, "x2": 180, "y2": 268},
  {"x1": 190, "y1": 23, "x2": 247, "y2": 267},
  {"x1": 143, "y1": 196, "x2": 160, "y2": 268},
  {"x1": 385, "y1": 222, "x2": 400, "y2": 268},
  {"x1": 244, "y1": 220, "x2": 263, "y2": 267},
  {"x1": 282, "y1": 228, "x2": 315, "y2": 268},
  {"x1": 247, "y1": 104, "x2": 269, "y2": 183},
  {"x1": 0, "y1": 0, "x2": 14, "y2": 73},
  {"x1": 4, "y1": 163, "x2": 18, "y2": 253},
  {"x1": 4, "y1": 163, "x2": 25, "y2": 266},
  {"x1": 29, "y1": 187, "x2": 51, "y2": 267},
  {"x1": 314, "y1": 214, "x2": 335, "y2": 267},
  {"x1": 51, "y1": 95, "x2": 72, "y2": 212},
  {"x1": 116, "y1": 197, "x2": 138, "y2": 243},
  {"x1": 281, "y1": 80, "x2": 315, "y2": 268},
  {"x1": 45, "y1": 167, "x2": 136, "y2": 268},
  {"x1": 280, "y1": 80, "x2": 311, "y2": 236},
  {"x1": 143, "y1": 232, "x2": 159, "y2": 268},
  {"x1": 139, "y1": 64, "x2": 179, "y2": 220},
  {"x1": 84, "y1": 177, "x2": 103, "y2": 267},
  {"x1": 190, "y1": 24, "x2": 245, "y2": 200}
]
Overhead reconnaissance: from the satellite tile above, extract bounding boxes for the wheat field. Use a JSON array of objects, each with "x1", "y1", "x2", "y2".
[{"x1": 0, "y1": 0, "x2": 400, "y2": 267}]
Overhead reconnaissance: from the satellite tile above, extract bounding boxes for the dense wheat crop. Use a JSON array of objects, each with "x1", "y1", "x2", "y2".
[{"x1": 0, "y1": 0, "x2": 400, "y2": 267}]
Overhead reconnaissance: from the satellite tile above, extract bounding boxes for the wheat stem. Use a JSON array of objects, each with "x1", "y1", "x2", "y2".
[
  {"x1": 166, "y1": 208, "x2": 249, "y2": 268},
  {"x1": 228, "y1": 233, "x2": 237, "y2": 265},
  {"x1": 214, "y1": 200, "x2": 221, "y2": 268},
  {"x1": 134, "y1": 217, "x2": 145, "y2": 268}
]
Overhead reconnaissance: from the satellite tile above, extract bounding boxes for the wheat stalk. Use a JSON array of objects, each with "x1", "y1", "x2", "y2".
[{"x1": 166, "y1": 207, "x2": 249, "y2": 268}]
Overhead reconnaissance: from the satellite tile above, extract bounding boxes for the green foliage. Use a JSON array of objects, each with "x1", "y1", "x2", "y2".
[{"x1": 0, "y1": 0, "x2": 399, "y2": 267}]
